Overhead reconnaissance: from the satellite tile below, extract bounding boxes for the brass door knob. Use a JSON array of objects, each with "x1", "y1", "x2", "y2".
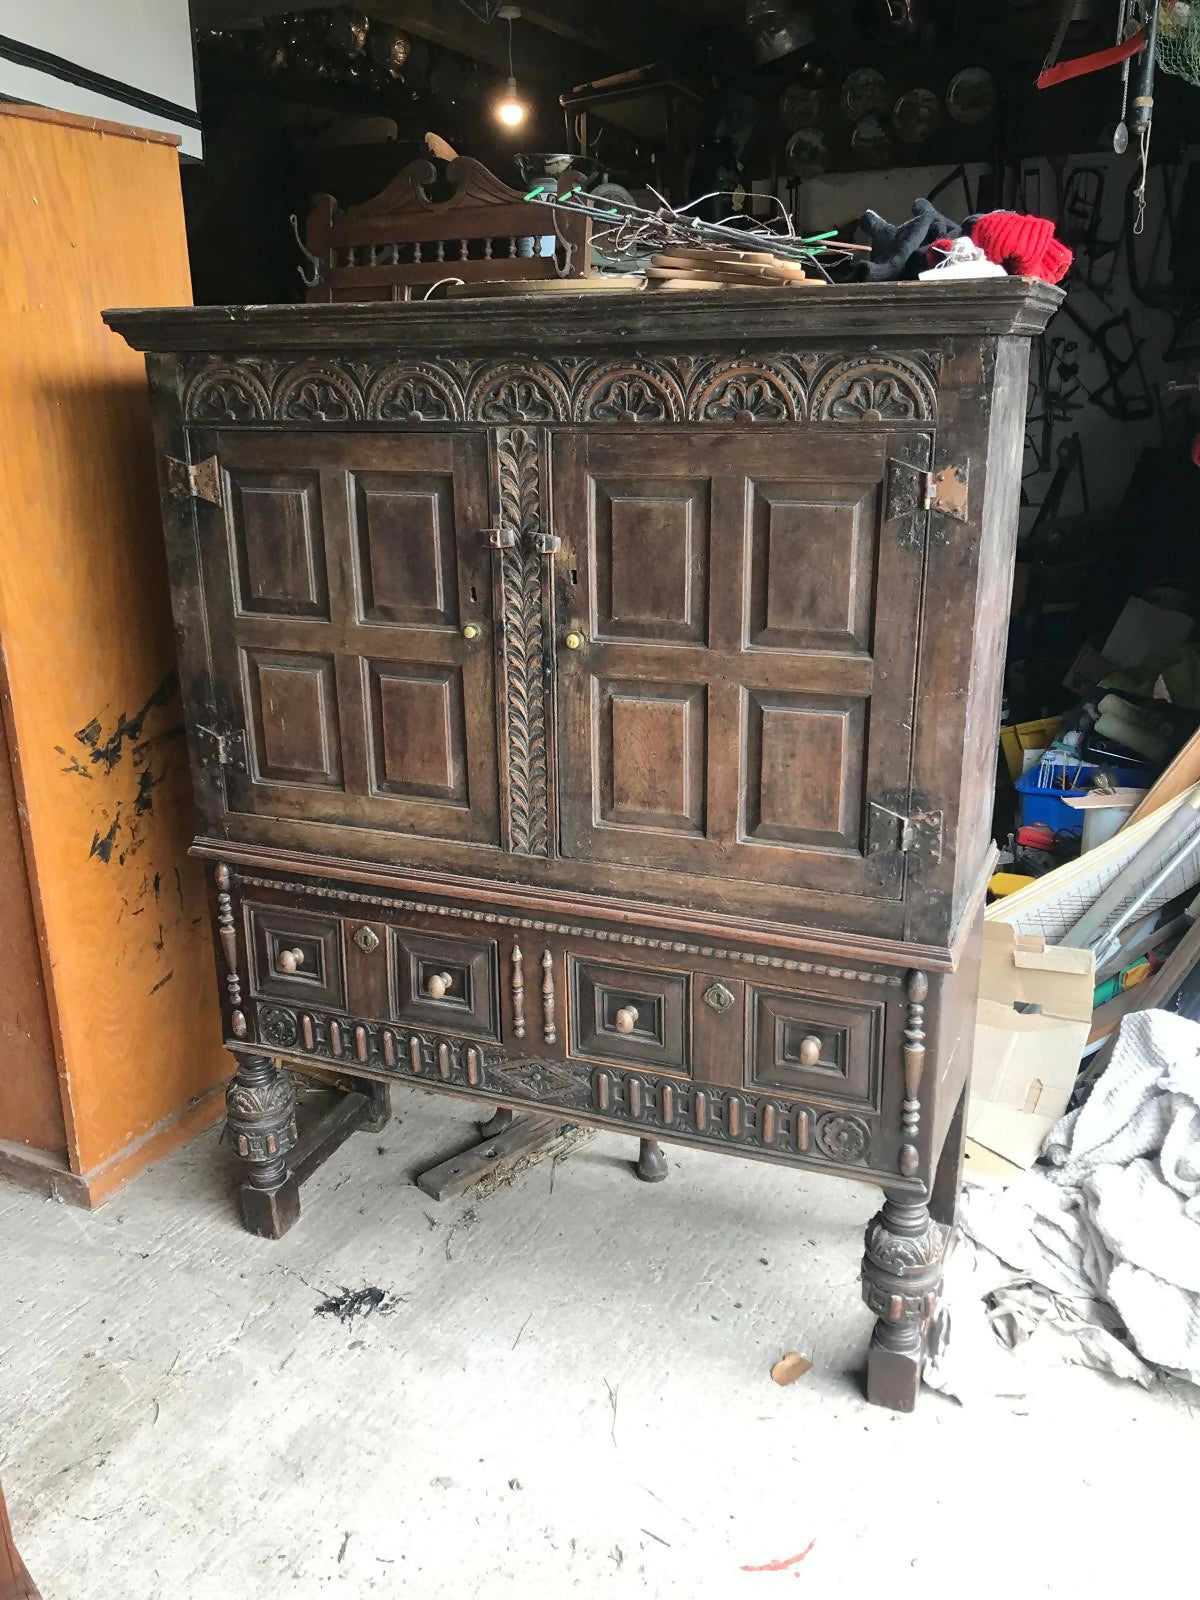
[
  {"x1": 798, "y1": 1035, "x2": 822, "y2": 1066},
  {"x1": 564, "y1": 630, "x2": 585, "y2": 650},
  {"x1": 424, "y1": 971, "x2": 454, "y2": 999},
  {"x1": 462, "y1": 623, "x2": 480, "y2": 641},
  {"x1": 614, "y1": 1005, "x2": 639, "y2": 1034},
  {"x1": 277, "y1": 947, "x2": 305, "y2": 974}
]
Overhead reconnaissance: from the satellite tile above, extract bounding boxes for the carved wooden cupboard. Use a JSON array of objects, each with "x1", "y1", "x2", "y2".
[{"x1": 107, "y1": 282, "x2": 1059, "y2": 1409}]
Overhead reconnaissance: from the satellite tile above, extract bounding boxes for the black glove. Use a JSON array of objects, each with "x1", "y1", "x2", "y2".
[{"x1": 856, "y1": 198, "x2": 965, "y2": 281}]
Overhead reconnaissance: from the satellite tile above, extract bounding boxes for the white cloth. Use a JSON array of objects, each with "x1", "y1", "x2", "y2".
[{"x1": 926, "y1": 1009, "x2": 1200, "y2": 1399}]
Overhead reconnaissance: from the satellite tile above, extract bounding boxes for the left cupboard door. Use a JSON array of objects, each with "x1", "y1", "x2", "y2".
[{"x1": 186, "y1": 430, "x2": 501, "y2": 848}]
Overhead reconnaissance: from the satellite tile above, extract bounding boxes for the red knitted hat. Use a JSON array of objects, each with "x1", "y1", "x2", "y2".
[{"x1": 970, "y1": 211, "x2": 1073, "y2": 284}]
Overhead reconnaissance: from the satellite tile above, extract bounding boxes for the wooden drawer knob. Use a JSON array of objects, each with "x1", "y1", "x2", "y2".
[
  {"x1": 798, "y1": 1034, "x2": 822, "y2": 1066},
  {"x1": 277, "y1": 947, "x2": 305, "y2": 974},
  {"x1": 424, "y1": 971, "x2": 454, "y2": 1000},
  {"x1": 614, "y1": 1004, "x2": 639, "y2": 1034}
]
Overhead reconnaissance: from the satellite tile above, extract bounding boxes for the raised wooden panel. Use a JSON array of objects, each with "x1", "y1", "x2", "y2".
[
  {"x1": 365, "y1": 659, "x2": 468, "y2": 805},
  {"x1": 388, "y1": 925, "x2": 499, "y2": 1039},
  {"x1": 743, "y1": 690, "x2": 865, "y2": 851},
  {"x1": 569, "y1": 956, "x2": 689, "y2": 1074},
  {"x1": 351, "y1": 470, "x2": 458, "y2": 628},
  {"x1": 247, "y1": 903, "x2": 346, "y2": 1009},
  {"x1": 228, "y1": 468, "x2": 329, "y2": 620},
  {"x1": 592, "y1": 476, "x2": 709, "y2": 644},
  {"x1": 747, "y1": 985, "x2": 883, "y2": 1112},
  {"x1": 242, "y1": 647, "x2": 344, "y2": 788},
  {"x1": 596, "y1": 678, "x2": 706, "y2": 834},
  {"x1": 746, "y1": 479, "x2": 876, "y2": 653}
]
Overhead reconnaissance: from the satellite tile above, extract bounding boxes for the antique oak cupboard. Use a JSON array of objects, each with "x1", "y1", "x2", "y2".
[{"x1": 107, "y1": 281, "x2": 1060, "y2": 1410}]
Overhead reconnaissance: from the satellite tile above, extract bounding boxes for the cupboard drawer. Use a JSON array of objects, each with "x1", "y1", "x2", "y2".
[
  {"x1": 388, "y1": 926, "x2": 500, "y2": 1040},
  {"x1": 568, "y1": 956, "x2": 689, "y2": 1075},
  {"x1": 746, "y1": 984, "x2": 884, "y2": 1113},
  {"x1": 248, "y1": 903, "x2": 347, "y2": 1010}
]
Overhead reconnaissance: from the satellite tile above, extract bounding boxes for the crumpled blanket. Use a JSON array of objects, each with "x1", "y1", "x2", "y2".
[{"x1": 925, "y1": 1008, "x2": 1200, "y2": 1400}]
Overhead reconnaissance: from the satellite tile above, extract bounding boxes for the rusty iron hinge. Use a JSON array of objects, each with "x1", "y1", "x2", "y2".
[
  {"x1": 922, "y1": 462, "x2": 969, "y2": 521},
  {"x1": 167, "y1": 455, "x2": 222, "y2": 506},
  {"x1": 886, "y1": 457, "x2": 968, "y2": 543},
  {"x1": 867, "y1": 801, "x2": 944, "y2": 864},
  {"x1": 195, "y1": 724, "x2": 247, "y2": 771}
]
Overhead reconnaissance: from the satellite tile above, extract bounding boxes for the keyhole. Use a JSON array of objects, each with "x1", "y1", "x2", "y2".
[
  {"x1": 469, "y1": 584, "x2": 478, "y2": 602},
  {"x1": 570, "y1": 568, "x2": 579, "y2": 586}
]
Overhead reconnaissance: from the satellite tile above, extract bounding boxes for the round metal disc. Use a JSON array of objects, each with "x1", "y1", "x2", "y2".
[{"x1": 945, "y1": 67, "x2": 998, "y2": 125}]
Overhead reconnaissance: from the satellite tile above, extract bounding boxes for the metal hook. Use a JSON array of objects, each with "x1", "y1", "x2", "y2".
[{"x1": 289, "y1": 213, "x2": 323, "y2": 288}]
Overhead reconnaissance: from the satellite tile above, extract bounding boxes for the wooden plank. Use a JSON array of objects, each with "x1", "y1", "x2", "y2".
[
  {"x1": 0, "y1": 106, "x2": 227, "y2": 1180},
  {"x1": 1088, "y1": 914, "x2": 1200, "y2": 1044},
  {"x1": 0, "y1": 101, "x2": 180, "y2": 147},
  {"x1": 1124, "y1": 724, "x2": 1200, "y2": 830},
  {"x1": 416, "y1": 1114, "x2": 569, "y2": 1201}
]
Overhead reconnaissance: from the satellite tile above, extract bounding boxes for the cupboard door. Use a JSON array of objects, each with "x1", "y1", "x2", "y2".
[
  {"x1": 553, "y1": 429, "x2": 925, "y2": 899},
  {"x1": 192, "y1": 430, "x2": 499, "y2": 845}
]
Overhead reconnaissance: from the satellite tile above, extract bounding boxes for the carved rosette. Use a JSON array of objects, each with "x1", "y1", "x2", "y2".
[
  {"x1": 688, "y1": 358, "x2": 805, "y2": 422},
  {"x1": 258, "y1": 1005, "x2": 300, "y2": 1049},
  {"x1": 572, "y1": 362, "x2": 685, "y2": 423},
  {"x1": 184, "y1": 364, "x2": 272, "y2": 422},
  {"x1": 861, "y1": 1195, "x2": 944, "y2": 1350},
  {"x1": 815, "y1": 1112, "x2": 871, "y2": 1163},
  {"x1": 810, "y1": 354, "x2": 936, "y2": 423},
  {"x1": 180, "y1": 351, "x2": 937, "y2": 427},
  {"x1": 272, "y1": 363, "x2": 364, "y2": 422},
  {"x1": 225, "y1": 1056, "x2": 297, "y2": 1173},
  {"x1": 495, "y1": 427, "x2": 550, "y2": 857},
  {"x1": 365, "y1": 363, "x2": 464, "y2": 422}
]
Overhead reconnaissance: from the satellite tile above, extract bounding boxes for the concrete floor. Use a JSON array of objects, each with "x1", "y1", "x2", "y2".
[{"x1": 1, "y1": 1084, "x2": 1196, "y2": 1600}]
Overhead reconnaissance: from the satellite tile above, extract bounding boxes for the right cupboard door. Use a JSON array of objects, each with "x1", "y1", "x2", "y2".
[{"x1": 552, "y1": 429, "x2": 927, "y2": 901}]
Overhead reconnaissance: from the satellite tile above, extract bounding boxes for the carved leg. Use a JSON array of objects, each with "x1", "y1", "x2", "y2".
[
  {"x1": 225, "y1": 1054, "x2": 300, "y2": 1239},
  {"x1": 929, "y1": 1080, "x2": 968, "y2": 1228},
  {"x1": 634, "y1": 1137, "x2": 668, "y2": 1183},
  {"x1": 861, "y1": 1191, "x2": 944, "y2": 1412},
  {"x1": 478, "y1": 1105, "x2": 514, "y2": 1140}
]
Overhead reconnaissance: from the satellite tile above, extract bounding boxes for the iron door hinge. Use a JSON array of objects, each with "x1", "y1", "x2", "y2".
[
  {"x1": 167, "y1": 455, "x2": 223, "y2": 506},
  {"x1": 867, "y1": 802, "x2": 944, "y2": 864},
  {"x1": 886, "y1": 458, "x2": 969, "y2": 543},
  {"x1": 195, "y1": 724, "x2": 247, "y2": 771},
  {"x1": 922, "y1": 462, "x2": 969, "y2": 521}
]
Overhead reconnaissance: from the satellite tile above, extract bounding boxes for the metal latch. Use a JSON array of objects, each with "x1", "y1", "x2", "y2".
[
  {"x1": 486, "y1": 525, "x2": 517, "y2": 548},
  {"x1": 867, "y1": 801, "x2": 944, "y2": 864},
  {"x1": 195, "y1": 724, "x2": 247, "y2": 771},
  {"x1": 922, "y1": 462, "x2": 969, "y2": 521},
  {"x1": 532, "y1": 530, "x2": 562, "y2": 554},
  {"x1": 167, "y1": 455, "x2": 223, "y2": 506}
]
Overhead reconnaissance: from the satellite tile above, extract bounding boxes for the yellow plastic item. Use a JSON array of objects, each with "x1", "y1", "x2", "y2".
[
  {"x1": 999, "y1": 716, "x2": 1063, "y2": 782},
  {"x1": 989, "y1": 872, "x2": 1037, "y2": 898}
]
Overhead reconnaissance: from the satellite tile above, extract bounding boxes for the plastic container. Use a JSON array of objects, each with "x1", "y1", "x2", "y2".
[{"x1": 1014, "y1": 767, "x2": 1096, "y2": 835}]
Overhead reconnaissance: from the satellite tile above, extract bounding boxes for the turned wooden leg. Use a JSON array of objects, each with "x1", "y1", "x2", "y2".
[
  {"x1": 634, "y1": 1137, "x2": 668, "y2": 1183},
  {"x1": 861, "y1": 1191, "x2": 944, "y2": 1412},
  {"x1": 478, "y1": 1105, "x2": 514, "y2": 1140},
  {"x1": 225, "y1": 1054, "x2": 300, "y2": 1239}
]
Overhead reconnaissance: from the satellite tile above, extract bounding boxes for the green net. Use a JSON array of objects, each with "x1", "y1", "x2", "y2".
[{"x1": 1157, "y1": 0, "x2": 1200, "y2": 85}]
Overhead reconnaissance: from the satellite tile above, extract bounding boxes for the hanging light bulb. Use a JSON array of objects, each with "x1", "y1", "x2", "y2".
[{"x1": 494, "y1": 6, "x2": 527, "y2": 130}]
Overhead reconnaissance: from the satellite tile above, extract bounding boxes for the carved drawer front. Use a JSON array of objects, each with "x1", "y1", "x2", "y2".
[
  {"x1": 247, "y1": 903, "x2": 347, "y2": 1011},
  {"x1": 387, "y1": 926, "x2": 500, "y2": 1040},
  {"x1": 569, "y1": 957, "x2": 689, "y2": 1075},
  {"x1": 747, "y1": 985, "x2": 884, "y2": 1113}
]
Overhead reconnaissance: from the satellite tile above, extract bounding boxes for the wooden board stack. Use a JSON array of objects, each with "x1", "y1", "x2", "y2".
[{"x1": 644, "y1": 245, "x2": 824, "y2": 290}]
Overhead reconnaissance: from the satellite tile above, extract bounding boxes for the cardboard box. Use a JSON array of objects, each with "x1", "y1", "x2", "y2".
[{"x1": 967, "y1": 922, "x2": 1095, "y2": 1170}]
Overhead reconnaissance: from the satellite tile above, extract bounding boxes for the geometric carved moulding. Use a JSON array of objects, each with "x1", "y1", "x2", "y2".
[{"x1": 183, "y1": 351, "x2": 937, "y2": 427}]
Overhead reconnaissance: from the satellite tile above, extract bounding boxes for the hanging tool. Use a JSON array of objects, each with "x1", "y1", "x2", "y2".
[
  {"x1": 1037, "y1": 0, "x2": 1146, "y2": 89},
  {"x1": 1130, "y1": 0, "x2": 1162, "y2": 232},
  {"x1": 1112, "y1": 0, "x2": 1133, "y2": 152}
]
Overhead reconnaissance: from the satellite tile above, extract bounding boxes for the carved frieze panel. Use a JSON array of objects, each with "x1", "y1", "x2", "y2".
[{"x1": 181, "y1": 351, "x2": 938, "y2": 427}]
